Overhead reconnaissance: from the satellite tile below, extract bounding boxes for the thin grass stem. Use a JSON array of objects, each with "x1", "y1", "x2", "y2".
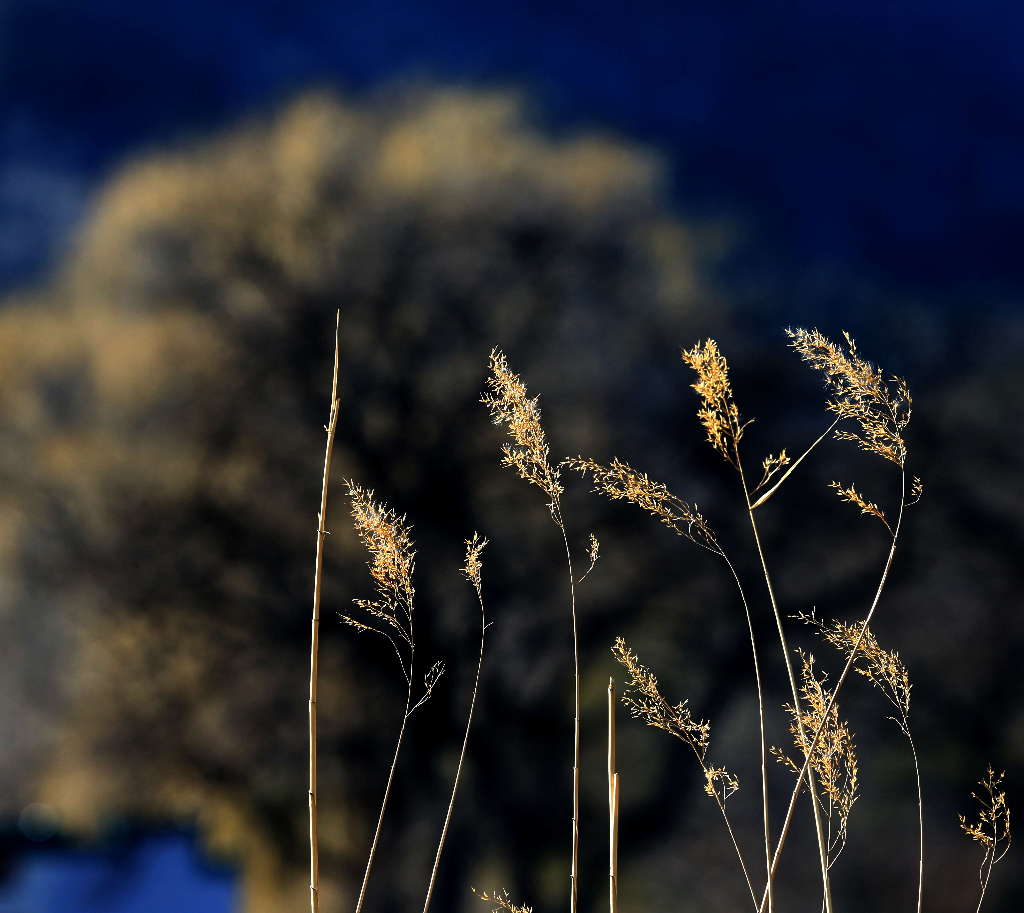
[
  {"x1": 422, "y1": 578, "x2": 488, "y2": 913},
  {"x1": 309, "y1": 311, "x2": 341, "y2": 913}
]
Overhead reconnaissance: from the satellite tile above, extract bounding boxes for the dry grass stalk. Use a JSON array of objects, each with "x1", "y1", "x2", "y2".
[
  {"x1": 608, "y1": 678, "x2": 619, "y2": 913},
  {"x1": 308, "y1": 311, "x2": 341, "y2": 913},
  {"x1": 612, "y1": 637, "x2": 757, "y2": 908},
  {"x1": 422, "y1": 534, "x2": 490, "y2": 913},
  {"x1": 343, "y1": 483, "x2": 443, "y2": 913},
  {"x1": 482, "y1": 348, "x2": 583, "y2": 913},
  {"x1": 960, "y1": 766, "x2": 1013, "y2": 913},
  {"x1": 683, "y1": 337, "x2": 833, "y2": 913}
]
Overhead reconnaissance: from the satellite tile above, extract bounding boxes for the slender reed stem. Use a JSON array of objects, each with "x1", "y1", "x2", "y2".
[
  {"x1": 759, "y1": 471, "x2": 907, "y2": 913},
  {"x1": 422, "y1": 584, "x2": 488, "y2": 913},
  {"x1": 355, "y1": 688, "x2": 413, "y2": 913},
  {"x1": 555, "y1": 510, "x2": 581, "y2": 913},
  {"x1": 721, "y1": 553, "x2": 773, "y2": 912},
  {"x1": 608, "y1": 678, "x2": 619, "y2": 913},
  {"x1": 309, "y1": 312, "x2": 341, "y2": 913},
  {"x1": 739, "y1": 459, "x2": 833, "y2": 913}
]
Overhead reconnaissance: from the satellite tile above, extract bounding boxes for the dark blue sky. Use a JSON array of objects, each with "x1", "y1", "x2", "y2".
[{"x1": 1, "y1": 0, "x2": 1023, "y2": 299}]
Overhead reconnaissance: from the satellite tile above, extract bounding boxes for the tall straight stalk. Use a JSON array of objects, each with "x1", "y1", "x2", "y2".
[
  {"x1": 608, "y1": 678, "x2": 619, "y2": 913},
  {"x1": 738, "y1": 460, "x2": 833, "y2": 913},
  {"x1": 309, "y1": 312, "x2": 341, "y2": 913},
  {"x1": 759, "y1": 471, "x2": 907, "y2": 913}
]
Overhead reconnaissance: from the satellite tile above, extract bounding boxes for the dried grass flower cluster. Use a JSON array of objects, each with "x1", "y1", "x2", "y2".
[
  {"x1": 567, "y1": 456, "x2": 720, "y2": 553},
  {"x1": 960, "y1": 766, "x2": 1012, "y2": 856},
  {"x1": 786, "y1": 327, "x2": 911, "y2": 467},
  {"x1": 772, "y1": 651, "x2": 859, "y2": 867},
  {"x1": 481, "y1": 347, "x2": 563, "y2": 508},
  {"x1": 680, "y1": 339, "x2": 747, "y2": 467},
  {"x1": 797, "y1": 611, "x2": 911, "y2": 718}
]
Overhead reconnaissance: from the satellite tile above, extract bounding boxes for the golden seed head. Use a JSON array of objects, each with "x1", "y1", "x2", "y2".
[
  {"x1": 567, "y1": 456, "x2": 720, "y2": 553},
  {"x1": 481, "y1": 348, "x2": 563, "y2": 506},
  {"x1": 829, "y1": 480, "x2": 892, "y2": 534},
  {"x1": 462, "y1": 532, "x2": 488, "y2": 593},
  {"x1": 959, "y1": 765, "x2": 1012, "y2": 859},
  {"x1": 473, "y1": 889, "x2": 533, "y2": 913},
  {"x1": 772, "y1": 650, "x2": 859, "y2": 864},
  {"x1": 612, "y1": 636, "x2": 711, "y2": 757},
  {"x1": 681, "y1": 338, "x2": 747, "y2": 468},
  {"x1": 796, "y1": 611, "x2": 912, "y2": 717},
  {"x1": 786, "y1": 327, "x2": 911, "y2": 467},
  {"x1": 344, "y1": 480, "x2": 416, "y2": 646}
]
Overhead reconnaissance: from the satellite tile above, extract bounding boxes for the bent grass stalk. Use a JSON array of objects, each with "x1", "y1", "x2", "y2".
[
  {"x1": 422, "y1": 535, "x2": 490, "y2": 913},
  {"x1": 308, "y1": 311, "x2": 341, "y2": 913}
]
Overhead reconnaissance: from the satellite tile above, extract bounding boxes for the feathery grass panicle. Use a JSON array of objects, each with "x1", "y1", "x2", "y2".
[
  {"x1": 342, "y1": 481, "x2": 417, "y2": 647},
  {"x1": 829, "y1": 481, "x2": 892, "y2": 534},
  {"x1": 772, "y1": 651, "x2": 859, "y2": 867},
  {"x1": 797, "y1": 612, "x2": 911, "y2": 717},
  {"x1": 567, "y1": 456, "x2": 721, "y2": 553},
  {"x1": 705, "y1": 766, "x2": 740, "y2": 802},
  {"x1": 481, "y1": 348, "x2": 563, "y2": 508},
  {"x1": 960, "y1": 766, "x2": 1012, "y2": 861},
  {"x1": 786, "y1": 328, "x2": 911, "y2": 467},
  {"x1": 960, "y1": 766, "x2": 1012, "y2": 913},
  {"x1": 755, "y1": 450, "x2": 791, "y2": 492},
  {"x1": 681, "y1": 339, "x2": 748, "y2": 468},
  {"x1": 474, "y1": 889, "x2": 534, "y2": 913},
  {"x1": 612, "y1": 637, "x2": 711, "y2": 755},
  {"x1": 462, "y1": 533, "x2": 488, "y2": 595}
]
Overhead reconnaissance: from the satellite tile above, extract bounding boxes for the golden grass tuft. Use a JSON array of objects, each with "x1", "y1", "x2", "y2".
[
  {"x1": 567, "y1": 456, "x2": 720, "y2": 553},
  {"x1": 772, "y1": 651, "x2": 859, "y2": 869},
  {"x1": 481, "y1": 348, "x2": 563, "y2": 508},
  {"x1": 786, "y1": 327, "x2": 911, "y2": 467},
  {"x1": 680, "y1": 339, "x2": 748, "y2": 467}
]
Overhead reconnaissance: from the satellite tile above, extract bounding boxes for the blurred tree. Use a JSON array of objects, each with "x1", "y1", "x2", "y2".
[{"x1": 0, "y1": 86, "x2": 721, "y2": 913}]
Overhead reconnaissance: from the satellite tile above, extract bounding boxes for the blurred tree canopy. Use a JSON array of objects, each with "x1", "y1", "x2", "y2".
[{"x1": 0, "y1": 85, "x2": 1020, "y2": 913}]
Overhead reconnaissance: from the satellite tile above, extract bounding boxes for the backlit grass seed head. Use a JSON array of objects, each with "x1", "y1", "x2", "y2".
[
  {"x1": 568, "y1": 456, "x2": 721, "y2": 553},
  {"x1": 829, "y1": 481, "x2": 892, "y2": 534},
  {"x1": 772, "y1": 650, "x2": 859, "y2": 864},
  {"x1": 681, "y1": 339, "x2": 747, "y2": 468},
  {"x1": 796, "y1": 611, "x2": 912, "y2": 718},
  {"x1": 705, "y1": 766, "x2": 740, "y2": 802},
  {"x1": 960, "y1": 766, "x2": 1012, "y2": 861},
  {"x1": 786, "y1": 327, "x2": 911, "y2": 467},
  {"x1": 342, "y1": 481, "x2": 417, "y2": 643},
  {"x1": 462, "y1": 532, "x2": 488, "y2": 595},
  {"x1": 612, "y1": 637, "x2": 711, "y2": 757},
  {"x1": 756, "y1": 449, "x2": 791, "y2": 491},
  {"x1": 473, "y1": 890, "x2": 533, "y2": 913},
  {"x1": 481, "y1": 348, "x2": 563, "y2": 506}
]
